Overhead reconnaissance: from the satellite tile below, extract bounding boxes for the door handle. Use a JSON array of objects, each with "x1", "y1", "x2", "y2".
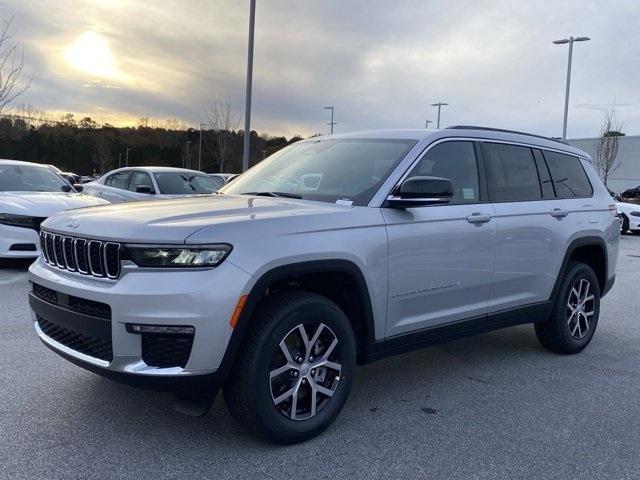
[
  {"x1": 550, "y1": 208, "x2": 568, "y2": 218},
  {"x1": 466, "y1": 213, "x2": 491, "y2": 224}
]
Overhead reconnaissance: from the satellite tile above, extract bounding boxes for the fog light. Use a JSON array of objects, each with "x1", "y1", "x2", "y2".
[{"x1": 126, "y1": 324, "x2": 195, "y2": 335}]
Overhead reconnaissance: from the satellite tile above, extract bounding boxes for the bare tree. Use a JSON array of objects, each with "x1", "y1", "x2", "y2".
[
  {"x1": 0, "y1": 16, "x2": 30, "y2": 115},
  {"x1": 593, "y1": 108, "x2": 624, "y2": 187},
  {"x1": 206, "y1": 97, "x2": 241, "y2": 173}
]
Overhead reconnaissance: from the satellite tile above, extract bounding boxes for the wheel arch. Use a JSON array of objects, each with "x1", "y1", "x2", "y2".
[
  {"x1": 216, "y1": 259, "x2": 377, "y2": 385},
  {"x1": 550, "y1": 236, "x2": 609, "y2": 303}
]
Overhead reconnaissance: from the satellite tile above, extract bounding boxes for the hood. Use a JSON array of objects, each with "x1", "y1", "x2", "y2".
[
  {"x1": 0, "y1": 191, "x2": 109, "y2": 217},
  {"x1": 41, "y1": 194, "x2": 352, "y2": 243}
]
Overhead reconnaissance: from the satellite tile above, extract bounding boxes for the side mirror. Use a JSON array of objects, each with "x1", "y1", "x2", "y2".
[
  {"x1": 136, "y1": 185, "x2": 154, "y2": 194},
  {"x1": 61, "y1": 184, "x2": 72, "y2": 192},
  {"x1": 73, "y1": 184, "x2": 84, "y2": 192},
  {"x1": 385, "y1": 176, "x2": 453, "y2": 208}
]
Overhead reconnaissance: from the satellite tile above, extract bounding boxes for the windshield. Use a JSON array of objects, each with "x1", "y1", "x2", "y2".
[
  {"x1": 0, "y1": 164, "x2": 72, "y2": 192},
  {"x1": 153, "y1": 172, "x2": 220, "y2": 194},
  {"x1": 220, "y1": 138, "x2": 416, "y2": 205}
]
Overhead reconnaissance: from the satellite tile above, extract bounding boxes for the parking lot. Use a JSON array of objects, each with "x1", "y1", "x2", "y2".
[{"x1": 0, "y1": 235, "x2": 638, "y2": 479}]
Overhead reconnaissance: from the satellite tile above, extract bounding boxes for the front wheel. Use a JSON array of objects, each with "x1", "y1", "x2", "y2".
[
  {"x1": 535, "y1": 261, "x2": 600, "y2": 354},
  {"x1": 223, "y1": 291, "x2": 356, "y2": 444}
]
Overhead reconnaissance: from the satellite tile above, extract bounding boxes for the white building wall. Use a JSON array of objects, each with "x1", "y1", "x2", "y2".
[{"x1": 567, "y1": 135, "x2": 640, "y2": 193}]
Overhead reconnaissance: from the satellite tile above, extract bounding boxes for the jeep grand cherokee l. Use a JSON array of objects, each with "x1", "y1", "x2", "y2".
[{"x1": 28, "y1": 126, "x2": 619, "y2": 444}]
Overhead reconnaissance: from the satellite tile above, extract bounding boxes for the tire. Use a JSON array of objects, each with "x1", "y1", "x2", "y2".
[
  {"x1": 535, "y1": 261, "x2": 600, "y2": 354},
  {"x1": 620, "y1": 214, "x2": 630, "y2": 234},
  {"x1": 223, "y1": 290, "x2": 356, "y2": 444}
]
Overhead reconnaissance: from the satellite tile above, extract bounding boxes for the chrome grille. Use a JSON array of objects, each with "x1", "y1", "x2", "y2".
[{"x1": 40, "y1": 231, "x2": 121, "y2": 279}]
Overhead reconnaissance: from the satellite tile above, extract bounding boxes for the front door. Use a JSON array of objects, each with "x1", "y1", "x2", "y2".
[{"x1": 382, "y1": 140, "x2": 496, "y2": 337}]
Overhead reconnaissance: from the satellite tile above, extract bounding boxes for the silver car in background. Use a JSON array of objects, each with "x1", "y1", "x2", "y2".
[{"x1": 81, "y1": 166, "x2": 221, "y2": 203}]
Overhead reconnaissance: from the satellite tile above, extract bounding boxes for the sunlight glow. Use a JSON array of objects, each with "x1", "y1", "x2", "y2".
[{"x1": 64, "y1": 31, "x2": 118, "y2": 78}]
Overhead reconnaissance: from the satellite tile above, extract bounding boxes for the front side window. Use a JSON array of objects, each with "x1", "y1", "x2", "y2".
[
  {"x1": 221, "y1": 138, "x2": 417, "y2": 206},
  {"x1": 405, "y1": 141, "x2": 480, "y2": 203},
  {"x1": 483, "y1": 143, "x2": 542, "y2": 202},
  {"x1": 542, "y1": 151, "x2": 593, "y2": 198},
  {"x1": 0, "y1": 164, "x2": 71, "y2": 192},
  {"x1": 153, "y1": 172, "x2": 219, "y2": 194},
  {"x1": 107, "y1": 172, "x2": 132, "y2": 189},
  {"x1": 128, "y1": 171, "x2": 154, "y2": 192}
]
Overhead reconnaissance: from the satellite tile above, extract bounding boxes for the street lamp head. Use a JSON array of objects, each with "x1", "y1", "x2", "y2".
[
  {"x1": 574, "y1": 36, "x2": 591, "y2": 42},
  {"x1": 324, "y1": 106, "x2": 333, "y2": 110},
  {"x1": 553, "y1": 38, "x2": 569, "y2": 44}
]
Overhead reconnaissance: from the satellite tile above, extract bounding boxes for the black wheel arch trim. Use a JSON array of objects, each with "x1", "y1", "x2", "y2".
[
  {"x1": 549, "y1": 236, "x2": 611, "y2": 302},
  {"x1": 216, "y1": 259, "x2": 377, "y2": 385}
]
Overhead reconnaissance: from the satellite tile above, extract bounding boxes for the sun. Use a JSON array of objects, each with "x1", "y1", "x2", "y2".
[{"x1": 64, "y1": 31, "x2": 118, "y2": 78}]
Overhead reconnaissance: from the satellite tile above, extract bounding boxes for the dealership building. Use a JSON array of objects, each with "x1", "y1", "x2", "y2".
[{"x1": 567, "y1": 135, "x2": 640, "y2": 193}]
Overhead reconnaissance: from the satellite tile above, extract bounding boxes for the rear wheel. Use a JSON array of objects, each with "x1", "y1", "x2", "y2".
[
  {"x1": 535, "y1": 261, "x2": 600, "y2": 354},
  {"x1": 223, "y1": 291, "x2": 356, "y2": 444}
]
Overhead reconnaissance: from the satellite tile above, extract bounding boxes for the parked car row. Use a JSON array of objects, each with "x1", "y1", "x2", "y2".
[{"x1": 0, "y1": 159, "x2": 240, "y2": 258}]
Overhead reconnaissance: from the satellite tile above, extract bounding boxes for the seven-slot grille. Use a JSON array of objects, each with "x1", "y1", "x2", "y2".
[{"x1": 40, "y1": 230, "x2": 121, "y2": 279}]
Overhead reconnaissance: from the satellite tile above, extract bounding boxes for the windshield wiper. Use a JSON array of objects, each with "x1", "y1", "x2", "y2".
[{"x1": 242, "y1": 191, "x2": 302, "y2": 199}]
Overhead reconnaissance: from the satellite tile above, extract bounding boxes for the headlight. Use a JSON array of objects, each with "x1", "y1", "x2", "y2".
[
  {"x1": 124, "y1": 244, "x2": 232, "y2": 268},
  {"x1": 630, "y1": 212, "x2": 640, "y2": 217},
  {"x1": 0, "y1": 213, "x2": 42, "y2": 229}
]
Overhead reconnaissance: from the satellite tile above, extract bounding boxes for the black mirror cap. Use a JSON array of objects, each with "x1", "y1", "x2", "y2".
[
  {"x1": 384, "y1": 176, "x2": 454, "y2": 208},
  {"x1": 72, "y1": 184, "x2": 84, "y2": 192},
  {"x1": 136, "y1": 185, "x2": 155, "y2": 194},
  {"x1": 60, "y1": 184, "x2": 72, "y2": 193},
  {"x1": 400, "y1": 176, "x2": 453, "y2": 198}
]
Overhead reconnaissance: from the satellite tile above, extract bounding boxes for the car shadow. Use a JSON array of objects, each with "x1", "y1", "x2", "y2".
[{"x1": 48, "y1": 324, "x2": 550, "y2": 450}]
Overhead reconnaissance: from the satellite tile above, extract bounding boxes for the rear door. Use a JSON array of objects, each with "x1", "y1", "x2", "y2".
[
  {"x1": 383, "y1": 140, "x2": 496, "y2": 336},
  {"x1": 482, "y1": 142, "x2": 567, "y2": 312}
]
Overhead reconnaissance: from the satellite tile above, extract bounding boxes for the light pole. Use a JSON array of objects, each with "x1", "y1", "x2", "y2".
[
  {"x1": 553, "y1": 36, "x2": 590, "y2": 140},
  {"x1": 242, "y1": 0, "x2": 256, "y2": 172},
  {"x1": 198, "y1": 123, "x2": 206, "y2": 171},
  {"x1": 125, "y1": 147, "x2": 133, "y2": 167},
  {"x1": 324, "y1": 105, "x2": 336, "y2": 134},
  {"x1": 118, "y1": 152, "x2": 122, "y2": 168},
  {"x1": 186, "y1": 141, "x2": 193, "y2": 169},
  {"x1": 425, "y1": 119, "x2": 433, "y2": 129},
  {"x1": 430, "y1": 102, "x2": 449, "y2": 129}
]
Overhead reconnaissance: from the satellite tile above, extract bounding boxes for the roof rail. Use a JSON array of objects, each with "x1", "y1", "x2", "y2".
[{"x1": 445, "y1": 125, "x2": 569, "y2": 146}]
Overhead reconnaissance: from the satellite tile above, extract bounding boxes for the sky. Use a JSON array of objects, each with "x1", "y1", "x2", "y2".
[{"x1": 2, "y1": 0, "x2": 639, "y2": 139}]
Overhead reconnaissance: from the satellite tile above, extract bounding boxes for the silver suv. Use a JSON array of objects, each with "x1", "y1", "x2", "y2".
[{"x1": 28, "y1": 126, "x2": 619, "y2": 444}]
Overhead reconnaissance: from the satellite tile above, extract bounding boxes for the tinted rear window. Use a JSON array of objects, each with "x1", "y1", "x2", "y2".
[
  {"x1": 542, "y1": 151, "x2": 593, "y2": 198},
  {"x1": 483, "y1": 143, "x2": 542, "y2": 202}
]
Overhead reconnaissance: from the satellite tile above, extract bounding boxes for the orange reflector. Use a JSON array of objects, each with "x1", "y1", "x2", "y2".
[{"x1": 229, "y1": 295, "x2": 248, "y2": 329}]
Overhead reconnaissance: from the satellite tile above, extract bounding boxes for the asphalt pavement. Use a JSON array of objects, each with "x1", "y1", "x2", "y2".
[{"x1": 1, "y1": 236, "x2": 639, "y2": 479}]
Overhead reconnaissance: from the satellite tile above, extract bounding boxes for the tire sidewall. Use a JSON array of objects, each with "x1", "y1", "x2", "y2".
[
  {"x1": 553, "y1": 263, "x2": 601, "y2": 350},
  {"x1": 251, "y1": 295, "x2": 356, "y2": 442}
]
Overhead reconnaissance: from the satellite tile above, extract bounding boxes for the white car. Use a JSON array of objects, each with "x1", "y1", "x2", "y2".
[
  {"x1": 0, "y1": 160, "x2": 108, "y2": 258},
  {"x1": 82, "y1": 167, "x2": 221, "y2": 203},
  {"x1": 616, "y1": 201, "x2": 640, "y2": 233}
]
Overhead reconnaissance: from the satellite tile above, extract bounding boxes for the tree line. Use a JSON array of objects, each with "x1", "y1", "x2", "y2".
[{"x1": 0, "y1": 110, "x2": 303, "y2": 175}]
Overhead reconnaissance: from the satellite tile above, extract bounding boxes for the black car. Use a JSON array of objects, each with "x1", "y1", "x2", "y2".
[{"x1": 621, "y1": 185, "x2": 640, "y2": 198}]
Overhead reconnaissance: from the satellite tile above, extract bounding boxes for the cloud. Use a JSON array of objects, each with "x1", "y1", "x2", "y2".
[{"x1": 3, "y1": 0, "x2": 639, "y2": 138}]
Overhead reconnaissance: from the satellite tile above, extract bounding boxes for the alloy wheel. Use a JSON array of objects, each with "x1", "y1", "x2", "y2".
[
  {"x1": 566, "y1": 278, "x2": 595, "y2": 340},
  {"x1": 269, "y1": 322, "x2": 342, "y2": 420}
]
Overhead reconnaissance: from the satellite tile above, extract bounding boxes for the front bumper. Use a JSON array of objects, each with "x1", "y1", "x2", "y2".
[
  {"x1": 28, "y1": 258, "x2": 252, "y2": 390},
  {"x1": 0, "y1": 224, "x2": 40, "y2": 258}
]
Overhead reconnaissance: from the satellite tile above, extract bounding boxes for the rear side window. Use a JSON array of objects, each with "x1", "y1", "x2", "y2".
[
  {"x1": 483, "y1": 143, "x2": 541, "y2": 202},
  {"x1": 106, "y1": 172, "x2": 131, "y2": 189},
  {"x1": 406, "y1": 141, "x2": 480, "y2": 203},
  {"x1": 542, "y1": 151, "x2": 593, "y2": 198}
]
